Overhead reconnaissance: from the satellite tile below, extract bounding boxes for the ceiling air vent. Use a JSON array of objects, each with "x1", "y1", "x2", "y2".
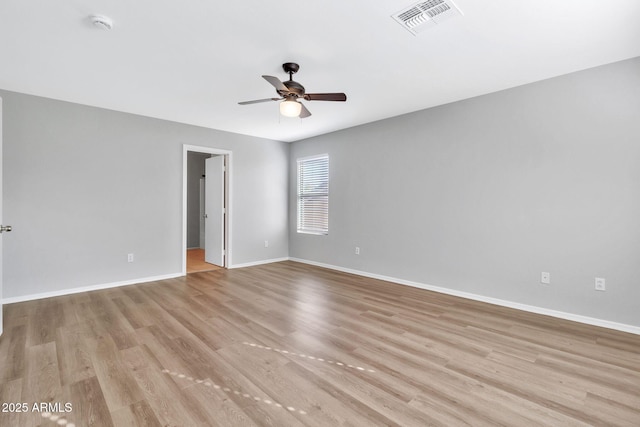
[{"x1": 392, "y1": 0, "x2": 463, "y2": 35}]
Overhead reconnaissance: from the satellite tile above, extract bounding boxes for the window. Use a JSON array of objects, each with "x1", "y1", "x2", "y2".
[{"x1": 297, "y1": 154, "x2": 329, "y2": 235}]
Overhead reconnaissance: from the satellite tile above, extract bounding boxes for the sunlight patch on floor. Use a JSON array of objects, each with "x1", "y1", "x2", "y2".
[
  {"x1": 242, "y1": 342, "x2": 376, "y2": 373},
  {"x1": 161, "y1": 369, "x2": 307, "y2": 415}
]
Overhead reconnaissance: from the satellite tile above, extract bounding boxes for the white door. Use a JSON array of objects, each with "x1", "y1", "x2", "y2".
[
  {"x1": 204, "y1": 156, "x2": 224, "y2": 266},
  {"x1": 199, "y1": 177, "x2": 206, "y2": 248},
  {"x1": 0, "y1": 98, "x2": 4, "y2": 335}
]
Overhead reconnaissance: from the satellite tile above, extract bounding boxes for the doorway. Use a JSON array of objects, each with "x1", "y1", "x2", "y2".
[{"x1": 182, "y1": 145, "x2": 232, "y2": 274}]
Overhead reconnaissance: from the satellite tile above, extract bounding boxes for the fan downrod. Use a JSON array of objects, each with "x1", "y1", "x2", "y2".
[{"x1": 280, "y1": 62, "x2": 305, "y2": 96}]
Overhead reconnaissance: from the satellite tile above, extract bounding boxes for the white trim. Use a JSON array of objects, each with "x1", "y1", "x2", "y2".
[
  {"x1": 183, "y1": 145, "x2": 233, "y2": 273},
  {"x1": 289, "y1": 258, "x2": 640, "y2": 335},
  {"x1": 296, "y1": 154, "x2": 329, "y2": 235},
  {"x1": 4, "y1": 256, "x2": 636, "y2": 335},
  {"x1": 297, "y1": 153, "x2": 329, "y2": 162},
  {"x1": 0, "y1": 97, "x2": 3, "y2": 336},
  {"x1": 229, "y1": 257, "x2": 290, "y2": 269},
  {"x1": 2, "y1": 273, "x2": 183, "y2": 305}
]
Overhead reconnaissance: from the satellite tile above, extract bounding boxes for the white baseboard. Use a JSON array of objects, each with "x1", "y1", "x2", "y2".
[
  {"x1": 289, "y1": 258, "x2": 640, "y2": 335},
  {"x1": 2, "y1": 272, "x2": 184, "y2": 305},
  {"x1": 5, "y1": 258, "x2": 638, "y2": 335},
  {"x1": 1, "y1": 255, "x2": 288, "y2": 304},
  {"x1": 229, "y1": 257, "x2": 290, "y2": 269}
]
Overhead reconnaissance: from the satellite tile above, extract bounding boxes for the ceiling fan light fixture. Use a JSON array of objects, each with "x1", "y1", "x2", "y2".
[{"x1": 280, "y1": 99, "x2": 302, "y2": 117}]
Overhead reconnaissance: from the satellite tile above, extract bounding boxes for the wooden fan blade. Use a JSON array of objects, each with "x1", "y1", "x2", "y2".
[
  {"x1": 304, "y1": 93, "x2": 347, "y2": 102},
  {"x1": 299, "y1": 103, "x2": 312, "y2": 118},
  {"x1": 262, "y1": 75, "x2": 289, "y2": 92},
  {"x1": 238, "y1": 98, "x2": 281, "y2": 105}
]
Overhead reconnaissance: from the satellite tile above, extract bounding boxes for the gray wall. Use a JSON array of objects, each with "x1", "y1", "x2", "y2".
[
  {"x1": 186, "y1": 151, "x2": 210, "y2": 248},
  {"x1": 1, "y1": 90, "x2": 289, "y2": 299},
  {"x1": 289, "y1": 57, "x2": 640, "y2": 327}
]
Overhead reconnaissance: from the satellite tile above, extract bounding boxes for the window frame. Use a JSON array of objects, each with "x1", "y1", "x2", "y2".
[{"x1": 296, "y1": 154, "x2": 329, "y2": 235}]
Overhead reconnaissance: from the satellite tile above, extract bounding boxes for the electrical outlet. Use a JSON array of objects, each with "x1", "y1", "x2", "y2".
[
  {"x1": 595, "y1": 277, "x2": 606, "y2": 291},
  {"x1": 127, "y1": 253, "x2": 134, "y2": 263},
  {"x1": 264, "y1": 240, "x2": 269, "y2": 248},
  {"x1": 541, "y1": 272, "x2": 550, "y2": 284},
  {"x1": 355, "y1": 246, "x2": 360, "y2": 255}
]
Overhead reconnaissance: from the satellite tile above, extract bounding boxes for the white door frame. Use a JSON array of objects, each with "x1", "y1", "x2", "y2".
[
  {"x1": 0, "y1": 97, "x2": 3, "y2": 336},
  {"x1": 182, "y1": 144, "x2": 232, "y2": 274}
]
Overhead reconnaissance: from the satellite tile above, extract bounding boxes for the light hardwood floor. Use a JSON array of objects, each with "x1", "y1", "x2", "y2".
[
  {"x1": 1, "y1": 261, "x2": 639, "y2": 426},
  {"x1": 186, "y1": 249, "x2": 222, "y2": 273}
]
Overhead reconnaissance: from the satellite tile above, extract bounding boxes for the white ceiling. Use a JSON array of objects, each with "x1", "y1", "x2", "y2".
[{"x1": 1, "y1": 0, "x2": 639, "y2": 142}]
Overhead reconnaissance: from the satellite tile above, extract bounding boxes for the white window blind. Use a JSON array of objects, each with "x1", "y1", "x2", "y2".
[{"x1": 297, "y1": 154, "x2": 329, "y2": 235}]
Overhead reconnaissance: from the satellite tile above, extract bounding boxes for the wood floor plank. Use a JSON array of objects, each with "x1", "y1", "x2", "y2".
[
  {"x1": 583, "y1": 392, "x2": 640, "y2": 426},
  {"x1": 55, "y1": 324, "x2": 96, "y2": 386},
  {"x1": 0, "y1": 378, "x2": 24, "y2": 427},
  {"x1": 86, "y1": 333, "x2": 144, "y2": 412},
  {"x1": 26, "y1": 300, "x2": 63, "y2": 347},
  {"x1": 179, "y1": 380, "x2": 258, "y2": 427},
  {"x1": 0, "y1": 260, "x2": 638, "y2": 426},
  {"x1": 208, "y1": 346, "x2": 355, "y2": 426},
  {"x1": 110, "y1": 296, "x2": 153, "y2": 331},
  {"x1": 21, "y1": 342, "x2": 64, "y2": 427},
  {"x1": 69, "y1": 376, "x2": 114, "y2": 427},
  {"x1": 130, "y1": 366, "x2": 211, "y2": 426},
  {"x1": 0, "y1": 325, "x2": 27, "y2": 383},
  {"x1": 109, "y1": 400, "x2": 163, "y2": 427}
]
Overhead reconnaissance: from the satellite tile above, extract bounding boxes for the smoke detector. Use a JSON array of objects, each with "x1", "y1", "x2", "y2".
[
  {"x1": 392, "y1": 0, "x2": 463, "y2": 35},
  {"x1": 90, "y1": 15, "x2": 114, "y2": 30}
]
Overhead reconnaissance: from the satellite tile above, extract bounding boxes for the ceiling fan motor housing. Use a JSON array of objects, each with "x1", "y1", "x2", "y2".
[{"x1": 280, "y1": 80, "x2": 305, "y2": 97}]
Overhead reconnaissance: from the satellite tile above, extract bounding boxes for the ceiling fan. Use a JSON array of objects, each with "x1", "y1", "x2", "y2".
[{"x1": 238, "y1": 62, "x2": 347, "y2": 118}]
